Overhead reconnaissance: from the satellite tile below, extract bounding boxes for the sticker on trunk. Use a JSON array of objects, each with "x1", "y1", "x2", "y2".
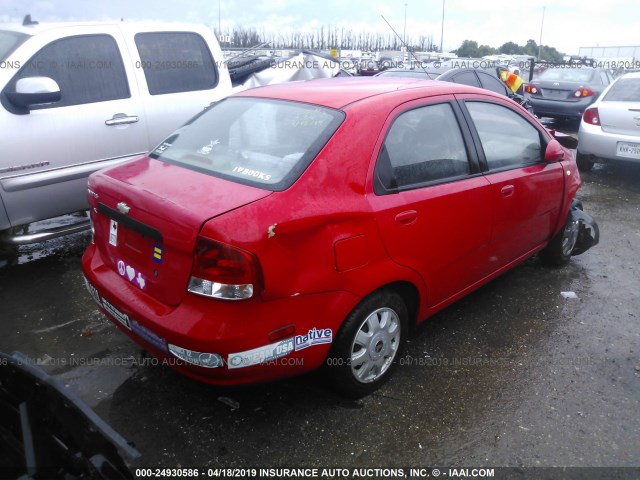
[
  {"x1": 116, "y1": 259, "x2": 147, "y2": 290},
  {"x1": 109, "y1": 219, "x2": 118, "y2": 246}
]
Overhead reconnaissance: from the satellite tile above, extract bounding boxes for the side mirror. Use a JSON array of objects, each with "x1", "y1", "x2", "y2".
[
  {"x1": 548, "y1": 129, "x2": 579, "y2": 149},
  {"x1": 544, "y1": 139, "x2": 565, "y2": 163},
  {"x1": 5, "y1": 77, "x2": 61, "y2": 111}
]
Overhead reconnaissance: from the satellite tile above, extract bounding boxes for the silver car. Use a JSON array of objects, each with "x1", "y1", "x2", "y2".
[{"x1": 577, "y1": 71, "x2": 640, "y2": 171}]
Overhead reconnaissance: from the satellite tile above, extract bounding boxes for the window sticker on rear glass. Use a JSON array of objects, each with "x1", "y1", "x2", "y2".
[
  {"x1": 232, "y1": 166, "x2": 272, "y2": 181},
  {"x1": 154, "y1": 142, "x2": 172, "y2": 155},
  {"x1": 197, "y1": 139, "x2": 220, "y2": 155},
  {"x1": 117, "y1": 259, "x2": 146, "y2": 290}
]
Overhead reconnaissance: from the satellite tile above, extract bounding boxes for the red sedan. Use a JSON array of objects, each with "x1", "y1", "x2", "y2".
[{"x1": 82, "y1": 78, "x2": 599, "y2": 397}]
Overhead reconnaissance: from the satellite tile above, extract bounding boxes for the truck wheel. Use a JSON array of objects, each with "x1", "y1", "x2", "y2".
[
  {"x1": 540, "y1": 211, "x2": 581, "y2": 266},
  {"x1": 576, "y1": 152, "x2": 594, "y2": 172},
  {"x1": 326, "y1": 290, "x2": 407, "y2": 398}
]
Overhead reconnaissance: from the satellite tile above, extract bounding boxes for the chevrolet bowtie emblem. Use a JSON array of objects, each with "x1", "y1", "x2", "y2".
[{"x1": 117, "y1": 202, "x2": 131, "y2": 215}]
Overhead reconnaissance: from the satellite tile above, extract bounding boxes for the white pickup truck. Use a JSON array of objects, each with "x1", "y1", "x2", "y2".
[{"x1": 0, "y1": 19, "x2": 232, "y2": 244}]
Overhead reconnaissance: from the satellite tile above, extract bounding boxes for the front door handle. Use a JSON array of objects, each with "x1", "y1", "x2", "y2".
[{"x1": 105, "y1": 113, "x2": 139, "y2": 126}]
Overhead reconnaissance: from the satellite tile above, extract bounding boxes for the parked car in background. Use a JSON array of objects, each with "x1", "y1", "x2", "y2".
[
  {"x1": 82, "y1": 77, "x2": 598, "y2": 398},
  {"x1": 576, "y1": 71, "x2": 640, "y2": 171},
  {"x1": 437, "y1": 68, "x2": 512, "y2": 96},
  {"x1": 0, "y1": 19, "x2": 232, "y2": 246},
  {"x1": 524, "y1": 66, "x2": 614, "y2": 121}
]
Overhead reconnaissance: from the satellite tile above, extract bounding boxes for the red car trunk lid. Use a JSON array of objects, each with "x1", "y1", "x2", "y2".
[{"x1": 90, "y1": 157, "x2": 271, "y2": 306}]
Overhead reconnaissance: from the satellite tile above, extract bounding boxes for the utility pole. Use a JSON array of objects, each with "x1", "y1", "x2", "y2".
[
  {"x1": 538, "y1": 6, "x2": 545, "y2": 60},
  {"x1": 403, "y1": 3, "x2": 408, "y2": 45},
  {"x1": 440, "y1": 0, "x2": 445, "y2": 53}
]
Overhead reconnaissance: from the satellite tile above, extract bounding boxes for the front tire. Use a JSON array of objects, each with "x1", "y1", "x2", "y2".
[
  {"x1": 326, "y1": 290, "x2": 408, "y2": 398},
  {"x1": 540, "y1": 210, "x2": 581, "y2": 266}
]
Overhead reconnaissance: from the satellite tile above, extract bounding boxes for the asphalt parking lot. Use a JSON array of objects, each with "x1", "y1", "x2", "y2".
[{"x1": 1, "y1": 142, "x2": 639, "y2": 471}]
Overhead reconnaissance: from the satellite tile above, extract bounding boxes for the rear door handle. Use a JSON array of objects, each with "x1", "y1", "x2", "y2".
[
  {"x1": 395, "y1": 210, "x2": 418, "y2": 225},
  {"x1": 500, "y1": 185, "x2": 515, "y2": 197},
  {"x1": 105, "y1": 113, "x2": 139, "y2": 126}
]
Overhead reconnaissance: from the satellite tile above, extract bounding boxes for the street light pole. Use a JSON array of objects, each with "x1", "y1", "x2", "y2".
[
  {"x1": 403, "y1": 3, "x2": 408, "y2": 45},
  {"x1": 440, "y1": 0, "x2": 445, "y2": 53},
  {"x1": 538, "y1": 6, "x2": 545, "y2": 60}
]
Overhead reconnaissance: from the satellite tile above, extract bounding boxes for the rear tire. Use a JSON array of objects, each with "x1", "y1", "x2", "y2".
[
  {"x1": 576, "y1": 152, "x2": 594, "y2": 172},
  {"x1": 326, "y1": 290, "x2": 408, "y2": 398}
]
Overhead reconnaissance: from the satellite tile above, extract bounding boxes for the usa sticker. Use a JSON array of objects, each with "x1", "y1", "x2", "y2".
[
  {"x1": 109, "y1": 219, "x2": 118, "y2": 246},
  {"x1": 294, "y1": 327, "x2": 333, "y2": 351},
  {"x1": 152, "y1": 243, "x2": 163, "y2": 263},
  {"x1": 228, "y1": 338, "x2": 294, "y2": 369}
]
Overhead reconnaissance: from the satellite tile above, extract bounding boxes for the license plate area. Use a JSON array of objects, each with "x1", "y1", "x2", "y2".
[{"x1": 616, "y1": 141, "x2": 640, "y2": 159}]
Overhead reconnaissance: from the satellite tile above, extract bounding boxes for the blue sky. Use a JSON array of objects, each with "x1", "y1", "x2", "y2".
[{"x1": 1, "y1": 0, "x2": 638, "y2": 55}]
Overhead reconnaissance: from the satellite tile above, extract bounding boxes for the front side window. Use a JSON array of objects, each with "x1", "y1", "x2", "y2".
[
  {"x1": 149, "y1": 97, "x2": 344, "y2": 191},
  {"x1": 7, "y1": 34, "x2": 129, "y2": 108},
  {"x1": 466, "y1": 102, "x2": 542, "y2": 170},
  {"x1": 135, "y1": 32, "x2": 218, "y2": 95},
  {"x1": 375, "y1": 103, "x2": 470, "y2": 192}
]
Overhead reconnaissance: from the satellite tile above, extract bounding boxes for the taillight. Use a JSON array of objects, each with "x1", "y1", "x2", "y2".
[
  {"x1": 583, "y1": 107, "x2": 600, "y2": 125},
  {"x1": 188, "y1": 236, "x2": 261, "y2": 300},
  {"x1": 573, "y1": 88, "x2": 594, "y2": 98},
  {"x1": 525, "y1": 84, "x2": 539, "y2": 94}
]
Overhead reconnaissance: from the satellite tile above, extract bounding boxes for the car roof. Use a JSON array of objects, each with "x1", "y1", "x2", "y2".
[
  {"x1": 0, "y1": 21, "x2": 209, "y2": 36},
  {"x1": 619, "y1": 71, "x2": 640, "y2": 80},
  {"x1": 234, "y1": 77, "x2": 491, "y2": 109}
]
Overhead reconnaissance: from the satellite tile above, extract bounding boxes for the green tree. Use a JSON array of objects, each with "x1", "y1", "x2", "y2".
[{"x1": 499, "y1": 41, "x2": 520, "y2": 54}]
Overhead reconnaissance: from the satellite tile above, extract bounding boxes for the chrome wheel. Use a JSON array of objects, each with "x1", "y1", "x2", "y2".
[
  {"x1": 561, "y1": 219, "x2": 580, "y2": 257},
  {"x1": 350, "y1": 307, "x2": 401, "y2": 383}
]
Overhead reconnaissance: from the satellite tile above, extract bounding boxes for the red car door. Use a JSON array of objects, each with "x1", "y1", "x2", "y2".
[
  {"x1": 460, "y1": 98, "x2": 565, "y2": 264},
  {"x1": 367, "y1": 97, "x2": 494, "y2": 309}
]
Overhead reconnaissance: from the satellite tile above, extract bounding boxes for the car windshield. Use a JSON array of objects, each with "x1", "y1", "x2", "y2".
[
  {"x1": 149, "y1": 97, "x2": 344, "y2": 191},
  {"x1": 0, "y1": 30, "x2": 29, "y2": 61},
  {"x1": 538, "y1": 68, "x2": 595, "y2": 83},
  {"x1": 603, "y1": 77, "x2": 640, "y2": 102}
]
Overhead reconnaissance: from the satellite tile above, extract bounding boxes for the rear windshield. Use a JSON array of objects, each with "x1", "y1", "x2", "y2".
[
  {"x1": 150, "y1": 97, "x2": 344, "y2": 191},
  {"x1": 603, "y1": 77, "x2": 640, "y2": 102},
  {"x1": 0, "y1": 31, "x2": 29, "y2": 61},
  {"x1": 539, "y1": 68, "x2": 596, "y2": 83}
]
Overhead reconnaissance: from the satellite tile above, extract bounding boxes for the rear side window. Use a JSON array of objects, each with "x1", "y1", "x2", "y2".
[
  {"x1": 135, "y1": 32, "x2": 218, "y2": 95},
  {"x1": 375, "y1": 103, "x2": 470, "y2": 192},
  {"x1": 7, "y1": 34, "x2": 129, "y2": 108},
  {"x1": 603, "y1": 77, "x2": 640, "y2": 102},
  {"x1": 466, "y1": 102, "x2": 542, "y2": 170},
  {"x1": 451, "y1": 71, "x2": 479, "y2": 87},
  {"x1": 149, "y1": 97, "x2": 344, "y2": 191},
  {"x1": 477, "y1": 72, "x2": 509, "y2": 96}
]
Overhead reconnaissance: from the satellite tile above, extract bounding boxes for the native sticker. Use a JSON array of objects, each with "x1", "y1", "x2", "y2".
[
  {"x1": 109, "y1": 219, "x2": 118, "y2": 246},
  {"x1": 294, "y1": 327, "x2": 333, "y2": 351},
  {"x1": 152, "y1": 242, "x2": 163, "y2": 264}
]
